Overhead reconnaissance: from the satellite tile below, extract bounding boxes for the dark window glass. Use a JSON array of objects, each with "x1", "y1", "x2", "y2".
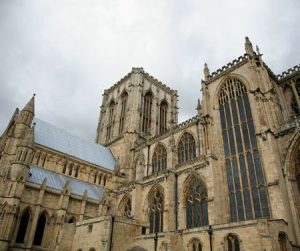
[
  {"x1": 106, "y1": 101, "x2": 115, "y2": 141},
  {"x1": 160, "y1": 101, "x2": 168, "y2": 134},
  {"x1": 219, "y1": 78, "x2": 269, "y2": 221},
  {"x1": 16, "y1": 209, "x2": 30, "y2": 243},
  {"x1": 142, "y1": 92, "x2": 152, "y2": 134},
  {"x1": 186, "y1": 178, "x2": 208, "y2": 229},
  {"x1": 227, "y1": 234, "x2": 240, "y2": 251},
  {"x1": 178, "y1": 132, "x2": 196, "y2": 164},
  {"x1": 119, "y1": 92, "x2": 128, "y2": 134},
  {"x1": 33, "y1": 213, "x2": 46, "y2": 246}
]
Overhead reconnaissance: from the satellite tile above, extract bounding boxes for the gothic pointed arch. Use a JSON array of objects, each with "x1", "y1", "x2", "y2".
[
  {"x1": 142, "y1": 91, "x2": 153, "y2": 134},
  {"x1": 278, "y1": 232, "x2": 288, "y2": 251},
  {"x1": 152, "y1": 143, "x2": 167, "y2": 173},
  {"x1": 188, "y1": 238, "x2": 202, "y2": 251},
  {"x1": 225, "y1": 233, "x2": 240, "y2": 251},
  {"x1": 119, "y1": 91, "x2": 128, "y2": 133},
  {"x1": 218, "y1": 77, "x2": 270, "y2": 221},
  {"x1": 147, "y1": 184, "x2": 164, "y2": 233},
  {"x1": 15, "y1": 207, "x2": 31, "y2": 244},
  {"x1": 159, "y1": 100, "x2": 168, "y2": 134},
  {"x1": 178, "y1": 131, "x2": 196, "y2": 164},
  {"x1": 183, "y1": 173, "x2": 208, "y2": 228},
  {"x1": 107, "y1": 99, "x2": 116, "y2": 141},
  {"x1": 33, "y1": 211, "x2": 48, "y2": 246},
  {"x1": 118, "y1": 193, "x2": 132, "y2": 218}
]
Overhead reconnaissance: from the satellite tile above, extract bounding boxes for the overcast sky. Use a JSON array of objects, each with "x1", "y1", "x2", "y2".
[{"x1": 0, "y1": 0, "x2": 299, "y2": 141}]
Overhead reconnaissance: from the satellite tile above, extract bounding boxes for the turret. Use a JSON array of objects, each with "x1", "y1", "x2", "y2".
[{"x1": 14, "y1": 94, "x2": 35, "y2": 138}]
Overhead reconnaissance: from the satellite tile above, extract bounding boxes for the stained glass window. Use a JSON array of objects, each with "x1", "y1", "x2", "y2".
[
  {"x1": 219, "y1": 78, "x2": 270, "y2": 221},
  {"x1": 149, "y1": 190, "x2": 164, "y2": 233},
  {"x1": 142, "y1": 92, "x2": 153, "y2": 134},
  {"x1": 186, "y1": 178, "x2": 208, "y2": 228},
  {"x1": 160, "y1": 101, "x2": 168, "y2": 134},
  {"x1": 152, "y1": 144, "x2": 167, "y2": 173},
  {"x1": 33, "y1": 212, "x2": 47, "y2": 246},
  {"x1": 178, "y1": 132, "x2": 196, "y2": 164},
  {"x1": 119, "y1": 92, "x2": 128, "y2": 134},
  {"x1": 16, "y1": 208, "x2": 30, "y2": 243}
]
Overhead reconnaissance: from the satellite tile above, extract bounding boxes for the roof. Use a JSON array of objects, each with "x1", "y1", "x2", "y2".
[
  {"x1": 34, "y1": 118, "x2": 116, "y2": 171},
  {"x1": 27, "y1": 165, "x2": 106, "y2": 201}
]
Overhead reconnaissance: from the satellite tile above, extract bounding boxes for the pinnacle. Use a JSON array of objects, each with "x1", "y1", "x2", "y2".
[{"x1": 22, "y1": 94, "x2": 35, "y2": 114}]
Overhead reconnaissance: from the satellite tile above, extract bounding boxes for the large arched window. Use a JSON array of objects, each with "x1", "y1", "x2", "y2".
[
  {"x1": 186, "y1": 178, "x2": 208, "y2": 228},
  {"x1": 152, "y1": 144, "x2": 167, "y2": 173},
  {"x1": 159, "y1": 101, "x2": 168, "y2": 134},
  {"x1": 227, "y1": 234, "x2": 240, "y2": 251},
  {"x1": 119, "y1": 92, "x2": 128, "y2": 134},
  {"x1": 219, "y1": 77, "x2": 270, "y2": 221},
  {"x1": 142, "y1": 92, "x2": 153, "y2": 134},
  {"x1": 106, "y1": 100, "x2": 115, "y2": 141},
  {"x1": 15, "y1": 208, "x2": 30, "y2": 243},
  {"x1": 178, "y1": 132, "x2": 196, "y2": 164},
  {"x1": 149, "y1": 189, "x2": 164, "y2": 233},
  {"x1": 33, "y1": 212, "x2": 47, "y2": 246}
]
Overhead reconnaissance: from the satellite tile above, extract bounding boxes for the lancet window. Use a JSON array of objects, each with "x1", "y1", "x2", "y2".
[
  {"x1": 152, "y1": 144, "x2": 167, "y2": 173},
  {"x1": 189, "y1": 239, "x2": 202, "y2": 251},
  {"x1": 106, "y1": 101, "x2": 115, "y2": 141},
  {"x1": 15, "y1": 208, "x2": 30, "y2": 243},
  {"x1": 186, "y1": 178, "x2": 208, "y2": 228},
  {"x1": 119, "y1": 92, "x2": 128, "y2": 134},
  {"x1": 227, "y1": 234, "x2": 240, "y2": 251},
  {"x1": 142, "y1": 92, "x2": 153, "y2": 134},
  {"x1": 149, "y1": 189, "x2": 164, "y2": 233},
  {"x1": 33, "y1": 212, "x2": 47, "y2": 246},
  {"x1": 219, "y1": 77, "x2": 270, "y2": 221},
  {"x1": 159, "y1": 101, "x2": 168, "y2": 134},
  {"x1": 178, "y1": 132, "x2": 196, "y2": 164}
]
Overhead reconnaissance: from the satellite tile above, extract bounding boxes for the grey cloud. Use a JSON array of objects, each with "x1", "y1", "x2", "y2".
[{"x1": 0, "y1": 0, "x2": 299, "y2": 141}]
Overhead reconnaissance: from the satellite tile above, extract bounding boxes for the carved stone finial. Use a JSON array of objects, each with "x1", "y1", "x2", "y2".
[
  {"x1": 245, "y1": 36, "x2": 254, "y2": 57},
  {"x1": 204, "y1": 63, "x2": 210, "y2": 80},
  {"x1": 256, "y1": 45, "x2": 260, "y2": 55}
]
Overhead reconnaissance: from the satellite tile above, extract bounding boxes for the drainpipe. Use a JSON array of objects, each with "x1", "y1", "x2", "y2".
[
  {"x1": 208, "y1": 225, "x2": 213, "y2": 251},
  {"x1": 154, "y1": 232, "x2": 158, "y2": 251},
  {"x1": 175, "y1": 173, "x2": 178, "y2": 230},
  {"x1": 109, "y1": 216, "x2": 115, "y2": 251}
]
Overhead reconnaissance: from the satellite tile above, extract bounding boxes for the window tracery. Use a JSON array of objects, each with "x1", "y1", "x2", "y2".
[
  {"x1": 152, "y1": 144, "x2": 167, "y2": 173},
  {"x1": 142, "y1": 92, "x2": 153, "y2": 134},
  {"x1": 186, "y1": 178, "x2": 208, "y2": 228},
  {"x1": 178, "y1": 132, "x2": 196, "y2": 164},
  {"x1": 219, "y1": 77, "x2": 270, "y2": 221},
  {"x1": 189, "y1": 239, "x2": 202, "y2": 251},
  {"x1": 159, "y1": 101, "x2": 168, "y2": 134},
  {"x1": 149, "y1": 189, "x2": 164, "y2": 233},
  {"x1": 119, "y1": 92, "x2": 128, "y2": 134},
  {"x1": 227, "y1": 234, "x2": 240, "y2": 251}
]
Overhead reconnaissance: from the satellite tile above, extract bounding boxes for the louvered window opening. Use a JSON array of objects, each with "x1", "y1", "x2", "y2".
[
  {"x1": 152, "y1": 144, "x2": 167, "y2": 173},
  {"x1": 186, "y1": 179, "x2": 208, "y2": 228},
  {"x1": 149, "y1": 190, "x2": 164, "y2": 233},
  {"x1": 178, "y1": 132, "x2": 196, "y2": 164},
  {"x1": 106, "y1": 101, "x2": 115, "y2": 141},
  {"x1": 119, "y1": 92, "x2": 128, "y2": 134},
  {"x1": 159, "y1": 101, "x2": 168, "y2": 134},
  {"x1": 219, "y1": 78, "x2": 270, "y2": 222},
  {"x1": 142, "y1": 93, "x2": 152, "y2": 134}
]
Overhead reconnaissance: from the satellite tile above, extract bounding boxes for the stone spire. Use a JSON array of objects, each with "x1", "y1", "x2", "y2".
[
  {"x1": 22, "y1": 94, "x2": 35, "y2": 114},
  {"x1": 245, "y1": 36, "x2": 254, "y2": 57},
  {"x1": 204, "y1": 63, "x2": 210, "y2": 81}
]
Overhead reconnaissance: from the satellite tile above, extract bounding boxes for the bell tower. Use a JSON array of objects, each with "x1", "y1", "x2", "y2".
[{"x1": 95, "y1": 67, "x2": 178, "y2": 180}]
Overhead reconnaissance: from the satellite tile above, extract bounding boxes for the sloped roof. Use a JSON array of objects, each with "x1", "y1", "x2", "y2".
[
  {"x1": 34, "y1": 118, "x2": 115, "y2": 171},
  {"x1": 27, "y1": 165, "x2": 106, "y2": 201}
]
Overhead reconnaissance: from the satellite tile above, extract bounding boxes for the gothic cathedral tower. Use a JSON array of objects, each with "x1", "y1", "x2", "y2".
[{"x1": 96, "y1": 67, "x2": 178, "y2": 180}]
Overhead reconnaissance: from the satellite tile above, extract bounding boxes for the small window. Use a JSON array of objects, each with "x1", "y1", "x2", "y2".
[
  {"x1": 88, "y1": 224, "x2": 93, "y2": 233},
  {"x1": 227, "y1": 234, "x2": 240, "y2": 251},
  {"x1": 278, "y1": 232, "x2": 288, "y2": 251}
]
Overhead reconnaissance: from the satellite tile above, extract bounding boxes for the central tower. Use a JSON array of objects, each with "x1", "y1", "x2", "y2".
[{"x1": 96, "y1": 67, "x2": 178, "y2": 180}]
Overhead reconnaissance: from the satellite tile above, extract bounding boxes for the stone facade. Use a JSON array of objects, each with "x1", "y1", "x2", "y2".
[{"x1": 0, "y1": 37, "x2": 300, "y2": 251}]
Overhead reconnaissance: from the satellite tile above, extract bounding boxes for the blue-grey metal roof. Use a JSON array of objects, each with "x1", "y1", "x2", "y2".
[
  {"x1": 34, "y1": 118, "x2": 115, "y2": 171},
  {"x1": 28, "y1": 165, "x2": 106, "y2": 201}
]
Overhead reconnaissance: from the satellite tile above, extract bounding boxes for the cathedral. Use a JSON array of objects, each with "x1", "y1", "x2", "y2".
[{"x1": 0, "y1": 37, "x2": 300, "y2": 251}]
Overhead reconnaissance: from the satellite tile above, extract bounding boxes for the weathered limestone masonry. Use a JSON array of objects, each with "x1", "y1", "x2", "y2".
[{"x1": 0, "y1": 37, "x2": 300, "y2": 251}]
